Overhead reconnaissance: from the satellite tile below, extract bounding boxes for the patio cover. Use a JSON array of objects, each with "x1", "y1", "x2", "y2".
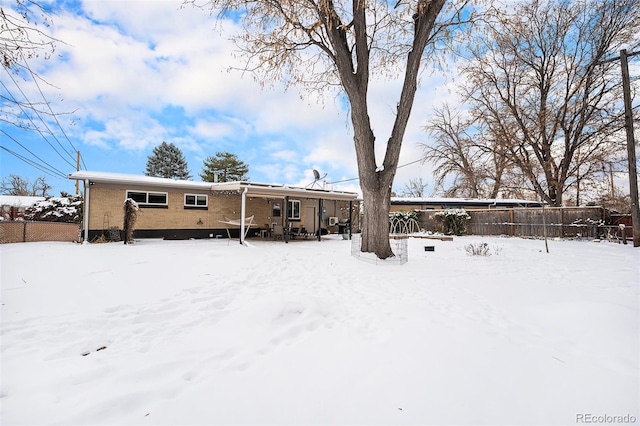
[{"x1": 210, "y1": 181, "x2": 359, "y2": 244}]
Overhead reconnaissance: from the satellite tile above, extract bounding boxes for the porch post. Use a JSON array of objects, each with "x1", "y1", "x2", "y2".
[
  {"x1": 240, "y1": 187, "x2": 247, "y2": 245},
  {"x1": 348, "y1": 200, "x2": 353, "y2": 240},
  {"x1": 284, "y1": 196, "x2": 289, "y2": 243},
  {"x1": 317, "y1": 198, "x2": 323, "y2": 241}
]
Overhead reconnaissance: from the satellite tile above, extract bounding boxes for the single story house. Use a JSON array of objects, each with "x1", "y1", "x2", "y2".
[
  {"x1": 68, "y1": 171, "x2": 359, "y2": 243},
  {"x1": 390, "y1": 196, "x2": 543, "y2": 212}
]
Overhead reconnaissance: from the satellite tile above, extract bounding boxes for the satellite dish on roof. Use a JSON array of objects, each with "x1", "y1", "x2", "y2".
[{"x1": 306, "y1": 169, "x2": 327, "y2": 188}]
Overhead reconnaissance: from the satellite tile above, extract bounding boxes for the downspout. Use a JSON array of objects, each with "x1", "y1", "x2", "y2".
[
  {"x1": 83, "y1": 179, "x2": 90, "y2": 244},
  {"x1": 240, "y1": 186, "x2": 248, "y2": 245}
]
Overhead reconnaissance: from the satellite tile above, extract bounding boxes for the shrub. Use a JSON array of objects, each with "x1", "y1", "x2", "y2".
[
  {"x1": 23, "y1": 196, "x2": 83, "y2": 223},
  {"x1": 123, "y1": 198, "x2": 139, "y2": 244},
  {"x1": 389, "y1": 210, "x2": 421, "y2": 234},
  {"x1": 389, "y1": 210, "x2": 420, "y2": 222},
  {"x1": 433, "y1": 208, "x2": 470, "y2": 235},
  {"x1": 465, "y1": 242, "x2": 490, "y2": 256},
  {"x1": 465, "y1": 242, "x2": 503, "y2": 256}
]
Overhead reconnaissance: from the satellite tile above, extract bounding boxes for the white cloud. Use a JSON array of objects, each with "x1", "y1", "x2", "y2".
[
  {"x1": 1, "y1": 0, "x2": 467, "y2": 196},
  {"x1": 83, "y1": 114, "x2": 167, "y2": 151}
]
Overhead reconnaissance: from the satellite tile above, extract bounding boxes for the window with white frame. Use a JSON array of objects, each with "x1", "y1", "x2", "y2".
[
  {"x1": 184, "y1": 194, "x2": 208, "y2": 208},
  {"x1": 287, "y1": 200, "x2": 301, "y2": 220},
  {"x1": 126, "y1": 190, "x2": 168, "y2": 207}
]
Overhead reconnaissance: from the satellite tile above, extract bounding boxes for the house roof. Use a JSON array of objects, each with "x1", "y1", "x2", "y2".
[
  {"x1": 68, "y1": 171, "x2": 359, "y2": 201},
  {"x1": 391, "y1": 196, "x2": 543, "y2": 208},
  {"x1": 212, "y1": 181, "x2": 359, "y2": 201}
]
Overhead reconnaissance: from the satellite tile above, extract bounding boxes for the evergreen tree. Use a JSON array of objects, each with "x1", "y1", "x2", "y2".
[
  {"x1": 144, "y1": 142, "x2": 192, "y2": 180},
  {"x1": 200, "y1": 152, "x2": 249, "y2": 182}
]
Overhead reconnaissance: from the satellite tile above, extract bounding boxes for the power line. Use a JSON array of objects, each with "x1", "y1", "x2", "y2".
[
  {"x1": 4, "y1": 11, "x2": 80, "y2": 162},
  {"x1": 0, "y1": 144, "x2": 67, "y2": 179},
  {"x1": 0, "y1": 129, "x2": 67, "y2": 179},
  {"x1": 330, "y1": 157, "x2": 426, "y2": 184},
  {"x1": 1, "y1": 74, "x2": 76, "y2": 169}
]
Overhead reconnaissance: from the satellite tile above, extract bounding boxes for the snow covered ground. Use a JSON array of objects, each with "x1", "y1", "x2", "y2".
[{"x1": 1, "y1": 235, "x2": 638, "y2": 425}]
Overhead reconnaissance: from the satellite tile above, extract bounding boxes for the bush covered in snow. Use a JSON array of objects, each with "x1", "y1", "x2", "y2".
[
  {"x1": 433, "y1": 208, "x2": 471, "y2": 236},
  {"x1": 23, "y1": 197, "x2": 83, "y2": 223},
  {"x1": 389, "y1": 210, "x2": 421, "y2": 234},
  {"x1": 389, "y1": 210, "x2": 420, "y2": 222}
]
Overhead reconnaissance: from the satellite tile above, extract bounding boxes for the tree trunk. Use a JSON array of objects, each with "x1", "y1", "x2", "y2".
[{"x1": 360, "y1": 184, "x2": 393, "y2": 259}]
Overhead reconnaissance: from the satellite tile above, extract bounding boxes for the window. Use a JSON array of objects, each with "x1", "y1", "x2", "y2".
[
  {"x1": 272, "y1": 202, "x2": 281, "y2": 217},
  {"x1": 287, "y1": 200, "x2": 301, "y2": 220},
  {"x1": 184, "y1": 194, "x2": 208, "y2": 208},
  {"x1": 126, "y1": 190, "x2": 168, "y2": 207}
]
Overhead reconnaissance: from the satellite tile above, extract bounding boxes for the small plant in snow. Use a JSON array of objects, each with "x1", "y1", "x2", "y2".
[
  {"x1": 465, "y1": 242, "x2": 491, "y2": 256},
  {"x1": 465, "y1": 242, "x2": 503, "y2": 256}
]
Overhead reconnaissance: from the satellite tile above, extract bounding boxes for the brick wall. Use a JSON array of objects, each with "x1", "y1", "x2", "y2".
[
  {"x1": 85, "y1": 184, "x2": 358, "y2": 239},
  {"x1": 89, "y1": 187, "x2": 272, "y2": 231}
]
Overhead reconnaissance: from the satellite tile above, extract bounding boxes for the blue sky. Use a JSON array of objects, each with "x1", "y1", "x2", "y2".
[{"x1": 1, "y1": 0, "x2": 459, "y2": 197}]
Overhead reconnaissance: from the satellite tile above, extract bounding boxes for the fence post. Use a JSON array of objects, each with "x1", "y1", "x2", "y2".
[
  {"x1": 620, "y1": 224, "x2": 627, "y2": 245},
  {"x1": 509, "y1": 210, "x2": 514, "y2": 236},
  {"x1": 22, "y1": 222, "x2": 27, "y2": 242},
  {"x1": 542, "y1": 204, "x2": 549, "y2": 253}
]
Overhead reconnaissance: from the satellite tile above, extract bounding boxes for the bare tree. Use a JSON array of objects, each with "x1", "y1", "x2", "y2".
[
  {"x1": 458, "y1": 0, "x2": 639, "y2": 206},
  {"x1": 1, "y1": 1, "x2": 63, "y2": 130},
  {"x1": 187, "y1": 0, "x2": 476, "y2": 258},
  {"x1": 422, "y1": 105, "x2": 510, "y2": 198},
  {"x1": 402, "y1": 177, "x2": 428, "y2": 197},
  {"x1": 1, "y1": 174, "x2": 52, "y2": 196}
]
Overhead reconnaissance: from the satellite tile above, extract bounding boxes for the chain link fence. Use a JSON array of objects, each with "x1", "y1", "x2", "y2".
[
  {"x1": 351, "y1": 233, "x2": 408, "y2": 265},
  {"x1": 0, "y1": 221, "x2": 81, "y2": 244}
]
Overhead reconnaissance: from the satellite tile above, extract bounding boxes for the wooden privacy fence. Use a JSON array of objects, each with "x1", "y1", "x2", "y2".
[
  {"x1": 419, "y1": 206, "x2": 625, "y2": 239},
  {"x1": 0, "y1": 221, "x2": 80, "y2": 244}
]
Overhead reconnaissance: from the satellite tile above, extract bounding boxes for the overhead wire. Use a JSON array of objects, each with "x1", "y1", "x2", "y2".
[
  {"x1": 330, "y1": 157, "x2": 426, "y2": 184},
  {"x1": 0, "y1": 145, "x2": 67, "y2": 179},
  {"x1": 1, "y1": 9, "x2": 86, "y2": 176},
  {"x1": 1, "y1": 72, "x2": 76, "y2": 169},
  {"x1": 9, "y1": 25, "x2": 81, "y2": 163},
  {"x1": 0, "y1": 128, "x2": 68, "y2": 178}
]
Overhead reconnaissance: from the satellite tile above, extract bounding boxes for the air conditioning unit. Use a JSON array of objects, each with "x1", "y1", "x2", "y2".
[{"x1": 329, "y1": 217, "x2": 339, "y2": 226}]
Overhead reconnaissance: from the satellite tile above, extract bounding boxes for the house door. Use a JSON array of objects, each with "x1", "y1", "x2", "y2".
[{"x1": 304, "y1": 207, "x2": 316, "y2": 233}]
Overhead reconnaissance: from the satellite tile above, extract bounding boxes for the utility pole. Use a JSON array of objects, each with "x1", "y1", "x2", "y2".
[
  {"x1": 601, "y1": 49, "x2": 640, "y2": 246},
  {"x1": 76, "y1": 151, "x2": 80, "y2": 196},
  {"x1": 620, "y1": 50, "x2": 640, "y2": 247}
]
